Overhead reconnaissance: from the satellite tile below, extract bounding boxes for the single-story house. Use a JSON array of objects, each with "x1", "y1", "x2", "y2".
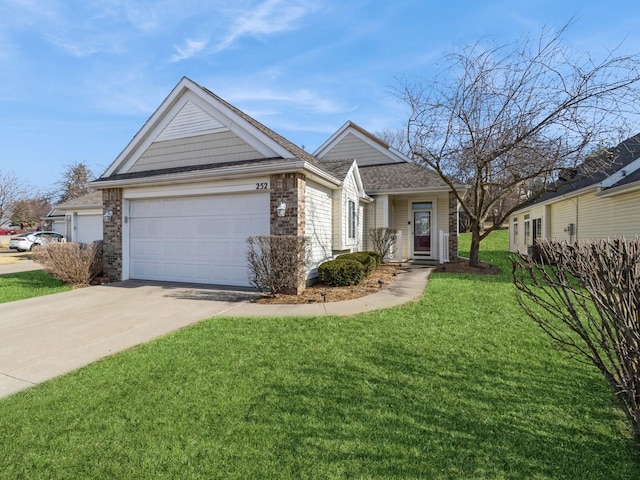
[
  {"x1": 509, "y1": 132, "x2": 640, "y2": 254},
  {"x1": 91, "y1": 76, "x2": 465, "y2": 289},
  {"x1": 43, "y1": 191, "x2": 104, "y2": 243}
]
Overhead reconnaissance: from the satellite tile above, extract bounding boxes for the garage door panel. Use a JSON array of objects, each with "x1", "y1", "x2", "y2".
[
  {"x1": 129, "y1": 192, "x2": 269, "y2": 286},
  {"x1": 194, "y1": 219, "x2": 216, "y2": 235},
  {"x1": 75, "y1": 216, "x2": 103, "y2": 243}
]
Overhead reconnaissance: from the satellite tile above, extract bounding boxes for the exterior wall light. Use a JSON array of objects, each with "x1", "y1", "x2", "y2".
[
  {"x1": 103, "y1": 210, "x2": 113, "y2": 222},
  {"x1": 276, "y1": 202, "x2": 286, "y2": 217}
]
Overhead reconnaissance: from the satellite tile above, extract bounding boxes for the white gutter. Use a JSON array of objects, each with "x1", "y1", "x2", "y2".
[
  {"x1": 91, "y1": 160, "x2": 342, "y2": 190},
  {"x1": 599, "y1": 155, "x2": 640, "y2": 189}
]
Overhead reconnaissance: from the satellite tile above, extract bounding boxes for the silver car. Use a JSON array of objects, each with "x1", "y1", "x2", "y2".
[{"x1": 9, "y1": 231, "x2": 66, "y2": 252}]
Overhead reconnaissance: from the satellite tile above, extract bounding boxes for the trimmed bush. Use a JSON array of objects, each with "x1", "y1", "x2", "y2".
[
  {"x1": 318, "y1": 258, "x2": 365, "y2": 286},
  {"x1": 31, "y1": 241, "x2": 103, "y2": 287},
  {"x1": 365, "y1": 250, "x2": 382, "y2": 268},
  {"x1": 336, "y1": 251, "x2": 379, "y2": 275}
]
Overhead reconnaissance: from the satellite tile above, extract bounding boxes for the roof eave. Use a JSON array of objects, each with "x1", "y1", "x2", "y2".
[
  {"x1": 366, "y1": 185, "x2": 463, "y2": 195},
  {"x1": 596, "y1": 179, "x2": 640, "y2": 198},
  {"x1": 91, "y1": 160, "x2": 342, "y2": 190}
]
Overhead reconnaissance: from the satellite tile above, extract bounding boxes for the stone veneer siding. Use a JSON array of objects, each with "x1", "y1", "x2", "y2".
[
  {"x1": 448, "y1": 191, "x2": 459, "y2": 261},
  {"x1": 270, "y1": 173, "x2": 305, "y2": 236},
  {"x1": 102, "y1": 188, "x2": 123, "y2": 282},
  {"x1": 270, "y1": 173, "x2": 306, "y2": 293}
]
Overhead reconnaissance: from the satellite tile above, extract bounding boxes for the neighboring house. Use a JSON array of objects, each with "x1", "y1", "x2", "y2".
[
  {"x1": 91, "y1": 77, "x2": 464, "y2": 289},
  {"x1": 509, "y1": 133, "x2": 640, "y2": 254},
  {"x1": 44, "y1": 191, "x2": 103, "y2": 243}
]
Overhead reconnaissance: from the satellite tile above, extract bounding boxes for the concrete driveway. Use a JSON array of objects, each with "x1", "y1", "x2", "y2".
[{"x1": 0, "y1": 280, "x2": 261, "y2": 398}]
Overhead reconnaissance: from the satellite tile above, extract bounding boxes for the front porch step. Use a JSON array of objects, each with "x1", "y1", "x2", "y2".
[{"x1": 406, "y1": 259, "x2": 439, "y2": 267}]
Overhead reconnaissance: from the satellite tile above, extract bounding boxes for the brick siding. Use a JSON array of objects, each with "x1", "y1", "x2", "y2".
[
  {"x1": 102, "y1": 188, "x2": 123, "y2": 281},
  {"x1": 448, "y1": 191, "x2": 459, "y2": 261}
]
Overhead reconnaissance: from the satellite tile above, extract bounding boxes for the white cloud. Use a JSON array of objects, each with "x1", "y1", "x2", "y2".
[
  {"x1": 215, "y1": 0, "x2": 315, "y2": 52},
  {"x1": 227, "y1": 87, "x2": 352, "y2": 115},
  {"x1": 170, "y1": 38, "x2": 209, "y2": 62},
  {"x1": 43, "y1": 35, "x2": 101, "y2": 57}
]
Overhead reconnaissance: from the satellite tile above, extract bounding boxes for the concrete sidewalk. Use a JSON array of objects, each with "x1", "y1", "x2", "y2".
[
  {"x1": 0, "y1": 265, "x2": 431, "y2": 398},
  {"x1": 0, "y1": 256, "x2": 43, "y2": 275}
]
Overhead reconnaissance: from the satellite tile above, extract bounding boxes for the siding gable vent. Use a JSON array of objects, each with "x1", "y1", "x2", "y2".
[{"x1": 156, "y1": 100, "x2": 228, "y2": 141}]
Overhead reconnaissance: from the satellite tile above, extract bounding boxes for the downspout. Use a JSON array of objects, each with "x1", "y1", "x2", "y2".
[{"x1": 575, "y1": 197, "x2": 579, "y2": 242}]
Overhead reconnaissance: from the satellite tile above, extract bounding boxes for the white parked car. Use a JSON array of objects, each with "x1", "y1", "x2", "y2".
[{"x1": 9, "y1": 231, "x2": 66, "y2": 252}]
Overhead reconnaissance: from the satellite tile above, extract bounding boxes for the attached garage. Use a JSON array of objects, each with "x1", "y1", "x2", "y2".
[
  {"x1": 127, "y1": 192, "x2": 269, "y2": 287},
  {"x1": 74, "y1": 214, "x2": 103, "y2": 243}
]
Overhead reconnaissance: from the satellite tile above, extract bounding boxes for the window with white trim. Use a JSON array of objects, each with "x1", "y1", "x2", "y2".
[{"x1": 348, "y1": 200, "x2": 356, "y2": 240}]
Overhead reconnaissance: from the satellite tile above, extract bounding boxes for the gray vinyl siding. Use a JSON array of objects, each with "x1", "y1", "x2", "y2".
[
  {"x1": 331, "y1": 170, "x2": 363, "y2": 252},
  {"x1": 363, "y1": 203, "x2": 374, "y2": 250},
  {"x1": 319, "y1": 133, "x2": 395, "y2": 166},
  {"x1": 392, "y1": 199, "x2": 409, "y2": 260},
  {"x1": 129, "y1": 131, "x2": 262, "y2": 173},
  {"x1": 305, "y1": 181, "x2": 333, "y2": 279}
]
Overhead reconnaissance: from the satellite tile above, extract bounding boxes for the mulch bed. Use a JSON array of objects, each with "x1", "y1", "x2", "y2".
[{"x1": 254, "y1": 260, "x2": 502, "y2": 305}]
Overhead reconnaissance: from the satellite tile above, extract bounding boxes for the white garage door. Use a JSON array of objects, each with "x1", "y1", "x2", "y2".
[
  {"x1": 75, "y1": 215, "x2": 103, "y2": 243},
  {"x1": 129, "y1": 193, "x2": 270, "y2": 287}
]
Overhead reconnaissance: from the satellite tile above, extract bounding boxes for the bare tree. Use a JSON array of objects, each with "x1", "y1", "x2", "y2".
[
  {"x1": 56, "y1": 162, "x2": 95, "y2": 203},
  {"x1": 0, "y1": 170, "x2": 28, "y2": 225},
  {"x1": 512, "y1": 239, "x2": 640, "y2": 443},
  {"x1": 369, "y1": 227, "x2": 398, "y2": 261},
  {"x1": 399, "y1": 22, "x2": 640, "y2": 266},
  {"x1": 374, "y1": 129, "x2": 410, "y2": 155}
]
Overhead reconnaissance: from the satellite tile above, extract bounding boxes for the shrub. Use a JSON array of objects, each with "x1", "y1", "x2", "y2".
[
  {"x1": 336, "y1": 251, "x2": 380, "y2": 275},
  {"x1": 31, "y1": 241, "x2": 103, "y2": 287},
  {"x1": 513, "y1": 238, "x2": 640, "y2": 443},
  {"x1": 247, "y1": 235, "x2": 309, "y2": 295},
  {"x1": 365, "y1": 250, "x2": 382, "y2": 268},
  {"x1": 369, "y1": 227, "x2": 398, "y2": 261},
  {"x1": 318, "y1": 258, "x2": 365, "y2": 286}
]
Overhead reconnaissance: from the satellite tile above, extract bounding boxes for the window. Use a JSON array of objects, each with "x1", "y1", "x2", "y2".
[
  {"x1": 524, "y1": 214, "x2": 531, "y2": 245},
  {"x1": 412, "y1": 202, "x2": 433, "y2": 210},
  {"x1": 533, "y1": 218, "x2": 542, "y2": 243},
  {"x1": 512, "y1": 217, "x2": 519, "y2": 244},
  {"x1": 348, "y1": 200, "x2": 356, "y2": 239}
]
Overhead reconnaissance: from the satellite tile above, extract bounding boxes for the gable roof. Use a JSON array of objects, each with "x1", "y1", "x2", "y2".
[
  {"x1": 95, "y1": 77, "x2": 338, "y2": 187},
  {"x1": 314, "y1": 120, "x2": 410, "y2": 165},
  {"x1": 316, "y1": 122, "x2": 459, "y2": 194},
  {"x1": 532, "y1": 132, "x2": 640, "y2": 204},
  {"x1": 318, "y1": 159, "x2": 372, "y2": 201},
  {"x1": 46, "y1": 191, "x2": 103, "y2": 217},
  {"x1": 359, "y1": 161, "x2": 453, "y2": 193},
  {"x1": 321, "y1": 158, "x2": 453, "y2": 193}
]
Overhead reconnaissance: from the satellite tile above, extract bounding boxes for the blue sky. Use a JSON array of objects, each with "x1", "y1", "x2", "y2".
[{"x1": 2, "y1": 0, "x2": 640, "y2": 192}]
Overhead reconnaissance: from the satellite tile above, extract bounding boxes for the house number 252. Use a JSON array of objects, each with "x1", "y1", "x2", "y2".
[{"x1": 255, "y1": 182, "x2": 268, "y2": 190}]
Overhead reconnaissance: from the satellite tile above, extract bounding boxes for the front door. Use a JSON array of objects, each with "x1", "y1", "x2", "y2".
[{"x1": 413, "y1": 210, "x2": 431, "y2": 255}]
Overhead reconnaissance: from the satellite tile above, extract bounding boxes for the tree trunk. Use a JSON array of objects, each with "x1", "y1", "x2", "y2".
[{"x1": 468, "y1": 226, "x2": 481, "y2": 267}]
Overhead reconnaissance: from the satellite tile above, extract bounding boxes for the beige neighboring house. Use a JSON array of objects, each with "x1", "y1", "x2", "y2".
[
  {"x1": 509, "y1": 133, "x2": 640, "y2": 254},
  {"x1": 90, "y1": 77, "x2": 465, "y2": 289},
  {"x1": 44, "y1": 191, "x2": 104, "y2": 243}
]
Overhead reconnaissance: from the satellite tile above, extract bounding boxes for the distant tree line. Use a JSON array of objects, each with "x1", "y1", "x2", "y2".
[{"x1": 0, "y1": 162, "x2": 95, "y2": 228}]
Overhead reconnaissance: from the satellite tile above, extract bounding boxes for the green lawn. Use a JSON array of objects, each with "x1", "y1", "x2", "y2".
[
  {"x1": 0, "y1": 231, "x2": 637, "y2": 479},
  {"x1": 0, "y1": 270, "x2": 70, "y2": 303}
]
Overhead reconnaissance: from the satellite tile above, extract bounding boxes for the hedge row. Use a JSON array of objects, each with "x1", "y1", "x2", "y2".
[{"x1": 318, "y1": 251, "x2": 382, "y2": 287}]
